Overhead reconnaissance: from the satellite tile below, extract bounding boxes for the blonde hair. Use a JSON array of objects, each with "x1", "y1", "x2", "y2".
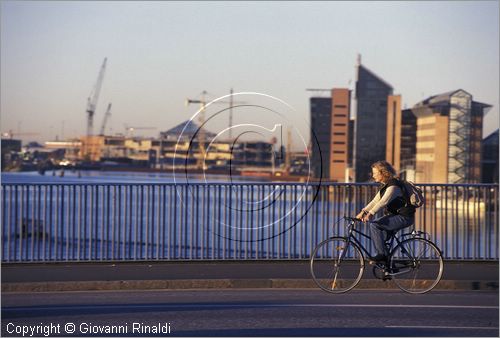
[{"x1": 371, "y1": 160, "x2": 398, "y2": 182}]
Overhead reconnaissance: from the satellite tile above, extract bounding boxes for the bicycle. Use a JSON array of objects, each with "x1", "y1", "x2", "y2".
[{"x1": 310, "y1": 216, "x2": 444, "y2": 294}]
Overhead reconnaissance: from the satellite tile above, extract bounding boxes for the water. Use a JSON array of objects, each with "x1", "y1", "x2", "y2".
[{"x1": 1, "y1": 170, "x2": 254, "y2": 184}]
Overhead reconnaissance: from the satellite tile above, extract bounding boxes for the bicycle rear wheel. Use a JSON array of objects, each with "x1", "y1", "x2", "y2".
[
  {"x1": 310, "y1": 237, "x2": 365, "y2": 293},
  {"x1": 390, "y1": 238, "x2": 443, "y2": 294}
]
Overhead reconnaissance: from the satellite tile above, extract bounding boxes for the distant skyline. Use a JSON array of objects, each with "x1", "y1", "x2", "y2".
[{"x1": 1, "y1": 1, "x2": 499, "y2": 149}]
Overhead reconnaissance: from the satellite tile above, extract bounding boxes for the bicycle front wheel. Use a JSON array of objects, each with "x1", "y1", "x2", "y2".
[
  {"x1": 390, "y1": 238, "x2": 444, "y2": 294},
  {"x1": 310, "y1": 237, "x2": 365, "y2": 294}
]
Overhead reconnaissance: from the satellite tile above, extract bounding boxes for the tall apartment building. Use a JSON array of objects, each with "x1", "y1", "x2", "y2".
[
  {"x1": 354, "y1": 61, "x2": 393, "y2": 182},
  {"x1": 399, "y1": 109, "x2": 418, "y2": 171},
  {"x1": 385, "y1": 95, "x2": 417, "y2": 176},
  {"x1": 386, "y1": 95, "x2": 403, "y2": 171},
  {"x1": 330, "y1": 89, "x2": 351, "y2": 181},
  {"x1": 310, "y1": 89, "x2": 351, "y2": 181},
  {"x1": 411, "y1": 89, "x2": 491, "y2": 183},
  {"x1": 481, "y1": 129, "x2": 499, "y2": 183},
  {"x1": 310, "y1": 96, "x2": 331, "y2": 179}
]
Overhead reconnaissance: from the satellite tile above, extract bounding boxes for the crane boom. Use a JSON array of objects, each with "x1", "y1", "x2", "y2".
[
  {"x1": 124, "y1": 124, "x2": 156, "y2": 137},
  {"x1": 99, "y1": 103, "x2": 112, "y2": 136},
  {"x1": 86, "y1": 58, "x2": 107, "y2": 138},
  {"x1": 2, "y1": 130, "x2": 39, "y2": 139},
  {"x1": 185, "y1": 90, "x2": 245, "y2": 170}
]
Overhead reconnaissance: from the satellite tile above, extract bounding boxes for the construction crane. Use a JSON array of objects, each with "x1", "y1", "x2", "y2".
[
  {"x1": 229, "y1": 88, "x2": 234, "y2": 140},
  {"x1": 1, "y1": 130, "x2": 39, "y2": 140},
  {"x1": 185, "y1": 90, "x2": 245, "y2": 170},
  {"x1": 99, "y1": 103, "x2": 112, "y2": 136},
  {"x1": 285, "y1": 126, "x2": 292, "y2": 173},
  {"x1": 306, "y1": 88, "x2": 332, "y2": 96},
  {"x1": 86, "y1": 58, "x2": 107, "y2": 138},
  {"x1": 124, "y1": 124, "x2": 157, "y2": 137}
]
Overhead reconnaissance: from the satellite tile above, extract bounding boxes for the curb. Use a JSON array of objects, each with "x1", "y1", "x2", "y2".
[{"x1": 2, "y1": 279, "x2": 498, "y2": 292}]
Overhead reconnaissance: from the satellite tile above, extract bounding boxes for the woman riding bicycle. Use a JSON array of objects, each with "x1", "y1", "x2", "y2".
[{"x1": 355, "y1": 160, "x2": 415, "y2": 263}]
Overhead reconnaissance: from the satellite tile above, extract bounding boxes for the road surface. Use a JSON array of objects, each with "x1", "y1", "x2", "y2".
[{"x1": 2, "y1": 289, "x2": 498, "y2": 336}]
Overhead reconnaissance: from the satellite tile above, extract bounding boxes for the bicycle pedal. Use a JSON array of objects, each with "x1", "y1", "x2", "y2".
[{"x1": 382, "y1": 271, "x2": 392, "y2": 281}]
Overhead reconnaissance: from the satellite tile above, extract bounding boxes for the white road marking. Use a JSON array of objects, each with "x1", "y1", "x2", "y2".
[
  {"x1": 386, "y1": 325, "x2": 498, "y2": 330},
  {"x1": 289, "y1": 304, "x2": 499, "y2": 309},
  {"x1": 3, "y1": 303, "x2": 499, "y2": 311}
]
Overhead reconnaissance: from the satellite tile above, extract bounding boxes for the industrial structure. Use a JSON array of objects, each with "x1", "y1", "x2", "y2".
[
  {"x1": 83, "y1": 58, "x2": 107, "y2": 159},
  {"x1": 37, "y1": 120, "x2": 289, "y2": 176},
  {"x1": 185, "y1": 90, "x2": 245, "y2": 170},
  {"x1": 85, "y1": 58, "x2": 107, "y2": 137},
  {"x1": 99, "y1": 103, "x2": 112, "y2": 136}
]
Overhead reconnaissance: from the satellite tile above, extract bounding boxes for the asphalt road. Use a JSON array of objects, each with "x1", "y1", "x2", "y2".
[{"x1": 2, "y1": 289, "x2": 498, "y2": 337}]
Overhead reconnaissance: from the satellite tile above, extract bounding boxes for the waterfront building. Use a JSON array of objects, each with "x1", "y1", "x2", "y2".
[
  {"x1": 34, "y1": 120, "x2": 291, "y2": 173},
  {"x1": 399, "y1": 109, "x2": 418, "y2": 178},
  {"x1": 1, "y1": 138, "x2": 22, "y2": 170},
  {"x1": 0, "y1": 138, "x2": 21, "y2": 153},
  {"x1": 386, "y1": 95, "x2": 402, "y2": 171},
  {"x1": 310, "y1": 96, "x2": 331, "y2": 179},
  {"x1": 79, "y1": 135, "x2": 129, "y2": 162},
  {"x1": 159, "y1": 120, "x2": 226, "y2": 168},
  {"x1": 348, "y1": 118, "x2": 354, "y2": 167},
  {"x1": 354, "y1": 60, "x2": 394, "y2": 182},
  {"x1": 309, "y1": 88, "x2": 351, "y2": 182},
  {"x1": 231, "y1": 142, "x2": 273, "y2": 168},
  {"x1": 159, "y1": 121, "x2": 274, "y2": 170},
  {"x1": 385, "y1": 95, "x2": 417, "y2": 179},
  {"x1": 330, "y1": 89, "x2": 351, "y2": 182},
  {"x1": 45, "y1": 139, "x2": 82, "y2": 162},
  {"x1": 410, "y1": 89, "x2": 491, "y2": 183},
  {"x1": 482, "y1": 129, "x2": 499, "y2": 183},
  {"x1": 289, "y1": 152, "x2": 309, "y2": 176},
  {"x1": 160, "y1": 120, "x2": 217, "y2": 142},
  {"x1": 79, "y1": 135, "x2": 104, "y2": 162}
]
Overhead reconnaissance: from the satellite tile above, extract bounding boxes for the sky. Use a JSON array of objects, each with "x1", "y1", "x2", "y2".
[{"x1": 1, "y1": 1, "x2": 499, "y2": 150}]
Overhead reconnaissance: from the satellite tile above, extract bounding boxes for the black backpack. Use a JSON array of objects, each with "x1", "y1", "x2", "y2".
[{"x1": 399, "y1": 180, "x2": 425, "y2": 208}]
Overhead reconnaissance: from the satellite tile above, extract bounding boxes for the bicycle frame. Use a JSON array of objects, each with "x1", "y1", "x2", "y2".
[{"x1": 342, "y1": 217, "x2": 418, "y2": 260}]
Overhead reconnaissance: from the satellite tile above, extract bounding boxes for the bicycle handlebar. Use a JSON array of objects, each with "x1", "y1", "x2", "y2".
[{"x1": 344, "y1": 216, "x2": 363, "y2": 223}]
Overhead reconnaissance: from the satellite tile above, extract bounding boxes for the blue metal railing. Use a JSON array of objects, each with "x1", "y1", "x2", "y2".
[{"x1": 1, "y1": 183, "x2": 498, "y2": 262}]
